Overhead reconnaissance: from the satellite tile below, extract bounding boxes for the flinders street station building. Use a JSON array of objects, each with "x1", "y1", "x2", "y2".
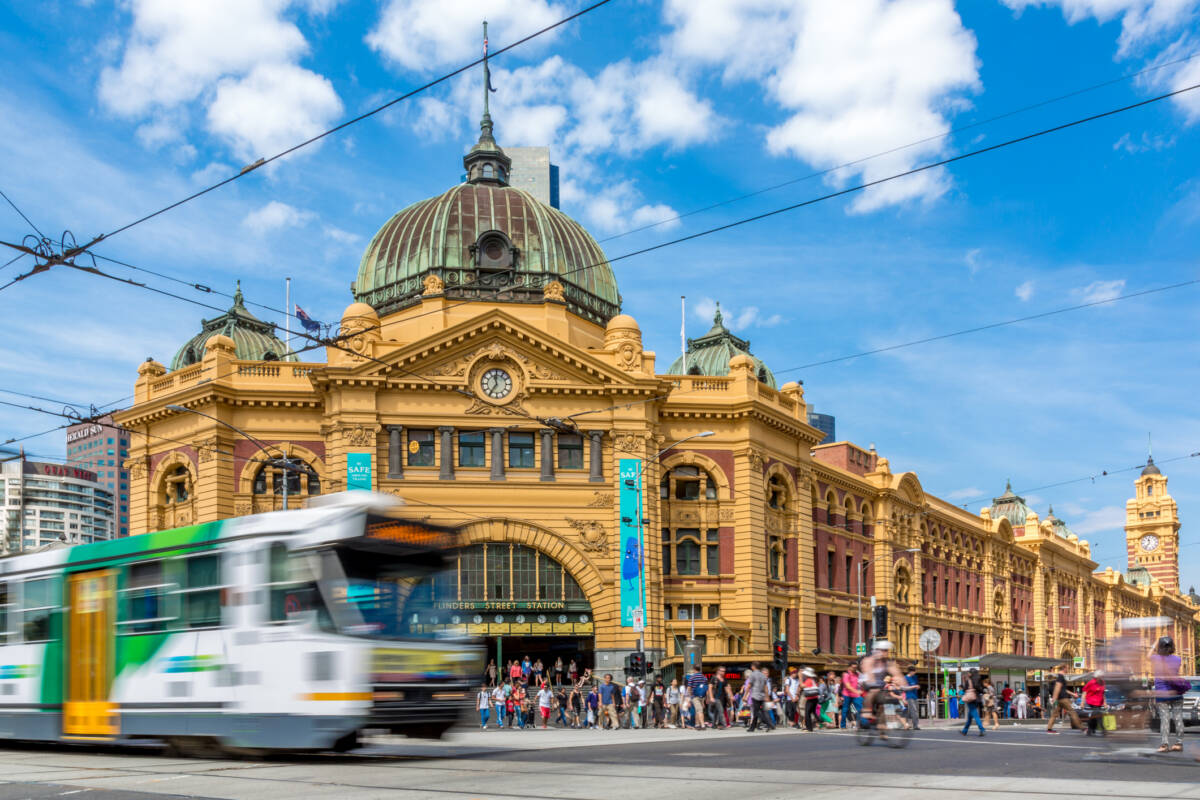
[{"x1": 115, "y1": 103, "x2": 1198, "y2": 679}]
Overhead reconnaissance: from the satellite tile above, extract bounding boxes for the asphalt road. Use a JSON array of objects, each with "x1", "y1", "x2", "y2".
[{"x1": 0, "y1": 724, "x2": 1196, "y2": 799}]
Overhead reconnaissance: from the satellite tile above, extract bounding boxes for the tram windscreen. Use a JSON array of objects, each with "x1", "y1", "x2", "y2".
[{"x1": 312, "y1": 545, "x2": 453, "y2": 639}]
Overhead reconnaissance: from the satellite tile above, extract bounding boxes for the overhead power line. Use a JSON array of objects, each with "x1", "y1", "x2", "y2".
[
  {"x1": 95, "y1": 0, "x2": 614, "y2": 246},
  {"x1": 596, "y1": 48, "x2": 1200, "y2": 244},
  {"x1": 0, "y1": 187, "x2": 45, "y2": 240}
]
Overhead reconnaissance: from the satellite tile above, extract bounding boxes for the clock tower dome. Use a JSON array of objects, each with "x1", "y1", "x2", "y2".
[{"x1": 1125, "y1": 455, "x2": 1181, "y2": 593}]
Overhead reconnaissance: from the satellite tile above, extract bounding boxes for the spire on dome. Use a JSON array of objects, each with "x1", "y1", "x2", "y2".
[{"x1": 464, "y1": 20, "x2": 511, "y2": 185}]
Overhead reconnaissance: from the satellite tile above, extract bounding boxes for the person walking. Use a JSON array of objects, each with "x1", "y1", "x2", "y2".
[
  {"x1": 568, "y1": 659, "x2": 579, "y2": 684},
  {"x1": 554, "y1": 682, "x2": 569, "y2": 728},
  {"x1": 667, "y1": 678, "x2": 682, "y2": 728},
  {"x1": 491, "y1": 680, "x2": 508, "y2": 729},
  {"x1": 1001, "y1": 682, "x2": 1014, "y2": 718},
  {"x1": 801, "y1": 668, "x2": 821, "y2": 732},
  {"x1": 784, "y1": 667, "x2": 800, "y2": 728},
  {"x1": 599, "y1": 674, "x2": 620, "y2": 729},
  {"x1": 840, "y1": 667, "x2": 862, "y2": 729},
  {"x1": 708, "y1": 666, "x2": 731, "y2": 729},
  {"x1": 903, "y1": 667, "x2": 921, "y2": 731},
  {"x1": 982, "y1": 676, "x2": 1000, "y2": 730},
  {"x1": 1151, "y1": 635, "x2": 1187, "y2": 753},
  {"x1": 746, "y1": 662, "x2": 775, "y2": 732},
  {"x1": 1082, "y1": 674, "x2": 1106, "y2": 736},
  {"x1": 485, "y1": 659, "x2": 497, "y2": 687},
  {"x1": 567, "y1": 683, "x2": 582, "y2": 728},
  {"x1": 960, "y1": 668, "x2": 985, "y2": 737},
  {"x1": 1015, "y1": 687, "x2": 1029, "y2": 719},
  {"x1": 537, "y1": 682, "x2": 554, "y2": 729},
  {"x1": 553, "y1": 657, "x2": 564, "y2": 687},
  {"x1": 685, "y1": 665, "x2": 708, "y2": 730},
  {"x1": 1044, "y1": 669, "x2": 1082, "y2": 734},
  {"x1": 586, "y1": 683, "x2": 600, "y2": 729},
  {"x1": 477, "y1": 683, "x2": 492, "y2": 729},
  {"x1": 822, "y1": 672, "x2": 840, "y2": 728},
  {"x1": 651, "y1": 676, "x2": 666, "y2": 727}
]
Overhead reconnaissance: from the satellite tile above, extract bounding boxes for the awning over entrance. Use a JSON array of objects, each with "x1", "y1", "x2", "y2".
[{"x1": 937, "y1": 654, "x2": 1065, "y2": 671}]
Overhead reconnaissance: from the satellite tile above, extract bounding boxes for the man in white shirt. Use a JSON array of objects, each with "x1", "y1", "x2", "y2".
[
  {"x1": 537, "y1": 683, "x2": 554, "y2": 729},
  {"x1": 491, "y1": 682, "x2": 508, "y2": 728},
  {"x1": 478, "y1": 683, "x2": 493, "y2": 729},
  {"x1": 784, "y1": 668, "x2": 801, "y2": 728}
]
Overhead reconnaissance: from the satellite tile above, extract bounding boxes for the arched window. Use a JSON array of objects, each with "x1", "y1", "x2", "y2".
[
  {"x1": 162, "y1": 465, "x2": 191, "y2": 504},
  {"x1": 253, "y1": 458, "x2": 320, "y2": 497},
  {"x1": 896, "y1": 568, "x2": 911, "y2": 604},
  {"x1": 450, "y1": 543, "x2": 585, "y2": 603},
  {"x1": 676, "y1": 537, "x2": 701, "y2": 575},
  {"x1": 757, "y1": 367, "x2": 768, "y2": 383},
  {"x1": 660, "y1": 465, "x2": 717, "y2": 501},
  {"x1": 687, "y1": 365, "x2": 702, "y2": 375},
  {"x1": 483, "y1": 164, "x2": 494, "y2": 178}
]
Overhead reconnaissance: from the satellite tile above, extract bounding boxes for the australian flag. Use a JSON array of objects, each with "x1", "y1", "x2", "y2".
[{"x1": 295, "y1": 305, "x2": 321, "y2": 333}]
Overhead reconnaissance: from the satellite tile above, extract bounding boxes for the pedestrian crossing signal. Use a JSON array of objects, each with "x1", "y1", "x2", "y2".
[{"x1": 772, "y1": 640, "x2": 787, "y2": 674}]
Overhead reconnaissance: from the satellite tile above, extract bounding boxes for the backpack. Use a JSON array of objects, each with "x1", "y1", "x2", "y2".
[{"x1": 818, "y1": 682, "x2": 830, "y2": 702}]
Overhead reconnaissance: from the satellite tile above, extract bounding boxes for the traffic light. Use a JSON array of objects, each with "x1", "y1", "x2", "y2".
[
  {"x1": 772, "y1": 640, "x2": 787, "y2": 674},
  {"x1": 873, "y1": 604, "x2": 888, "y2": 640},
  {"x1": 628, "y1": 650, "x2": 646, "y2": 677}
]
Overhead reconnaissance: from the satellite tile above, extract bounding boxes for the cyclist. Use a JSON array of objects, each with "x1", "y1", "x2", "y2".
[{"x1": 859, "y1": 641, "x2": 909, "y2": 735}]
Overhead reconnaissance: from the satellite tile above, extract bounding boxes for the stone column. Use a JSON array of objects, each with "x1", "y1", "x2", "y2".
[
  {"x1": 438, "y1": 426, "x2": 455, "y2": 481},
  {"x1": 587, "y1": 430, "x2": 604, "y2": 482},
  {"x1": 387, "y1": 425, "x2": 404, "y2": 479},
  {"x1": 489, "y1": 427, "x2": 506, "y2": 481},
  {"x1": 540, "y1": 429, "x2": 555, "y2": 482}
]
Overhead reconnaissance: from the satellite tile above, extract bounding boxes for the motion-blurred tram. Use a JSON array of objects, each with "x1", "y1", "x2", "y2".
[{"x1": 0, "y1": 493, "x2": 480, "y2": 754}]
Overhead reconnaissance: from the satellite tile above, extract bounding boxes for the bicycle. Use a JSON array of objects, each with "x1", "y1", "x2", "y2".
[{"x1": 856, "y1": 701, "x2": 912, "y2": 748}]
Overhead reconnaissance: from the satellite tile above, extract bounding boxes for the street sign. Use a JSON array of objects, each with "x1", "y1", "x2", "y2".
[
  {"x1": 855, "y1": 642, "x2": 866, "y2": 656},
  {"x1": 1073, "y1": 657, "x2": 1085, "y2": 670},
  {"x1": 918, "y1": 629, "x2": 942, "y2": 652},
  {"x1": 631, "y1": 606, "x2": 644, "y2": 632}
]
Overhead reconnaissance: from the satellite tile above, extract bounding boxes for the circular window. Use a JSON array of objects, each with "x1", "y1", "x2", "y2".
[{"x1": 485, "y1": 240, "x2": 504, "y2": 260}]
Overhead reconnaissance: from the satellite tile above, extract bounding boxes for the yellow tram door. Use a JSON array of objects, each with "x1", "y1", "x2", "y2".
[{"x1": 63, "y1": 570, "x2": 118, "y2": 738}]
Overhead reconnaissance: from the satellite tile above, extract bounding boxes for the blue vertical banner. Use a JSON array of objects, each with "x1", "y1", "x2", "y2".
[
  {"x1": 346, "y1": 452, "x2": 373, "y2": 491},
  {"x1": 619, "y1": 458, "x2": 643, "y2": 628}
]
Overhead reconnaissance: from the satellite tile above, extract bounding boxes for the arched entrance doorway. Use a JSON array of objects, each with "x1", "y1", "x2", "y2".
[{"x1": 439, "y1": 542, "x2": 594, "y2": 681}]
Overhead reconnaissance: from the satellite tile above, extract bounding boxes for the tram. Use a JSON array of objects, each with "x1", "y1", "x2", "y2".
[{"x1": 0, "y1": 493, "x2": 480, "y2": 753}]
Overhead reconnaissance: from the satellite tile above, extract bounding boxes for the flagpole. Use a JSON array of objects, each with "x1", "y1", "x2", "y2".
[
  {"x1": 285, "y1": 277, "x2": 291, "y2": 354},
  {"x1": 680, "y1": 295, "x2": 687, "y2": 374}
]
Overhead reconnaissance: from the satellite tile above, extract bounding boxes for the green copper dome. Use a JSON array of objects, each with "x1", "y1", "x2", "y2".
[
  {"x1": 665, "y1": 303, "x2": 777, "y2": 388},
  {"x1": 990, "y1": 481, "x2": 1035, "y2": 527},
  {"x1": 352, "y1": 80, "x2": 620, "y2": 326},
  {"x1": 170, "y1": 284, "x2": 295, "y2": 370}
]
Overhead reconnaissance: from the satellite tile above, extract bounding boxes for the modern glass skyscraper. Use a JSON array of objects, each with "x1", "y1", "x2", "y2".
[{"x1": 65, "y1": 415, "x2": 129, "y2": 537}]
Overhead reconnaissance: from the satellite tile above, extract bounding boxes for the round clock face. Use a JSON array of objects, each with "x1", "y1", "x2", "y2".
[
  {"x1": 480, "y1": 368, "x2": 513, "y2": 400},
  {"x1": 1140, "y1": 534, "x2": 1160, "y2": 552}
]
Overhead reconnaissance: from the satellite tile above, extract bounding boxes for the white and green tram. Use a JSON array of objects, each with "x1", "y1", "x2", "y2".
[{"x1": 0, "y1": 493, "x2": 480, "y2": 753}]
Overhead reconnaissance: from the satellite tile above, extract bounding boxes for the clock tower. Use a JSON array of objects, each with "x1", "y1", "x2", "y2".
[{"x1": 1125, "y1": 456, "x2": 1181, "y2": 593}]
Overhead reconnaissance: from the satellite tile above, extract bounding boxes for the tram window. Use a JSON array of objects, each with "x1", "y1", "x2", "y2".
[
  {"x1": 181, "y1": 554, "x2": 222, "y2": 629},
  {"x1": 121, "y1": 561, "x2": 170, "y2": 634},
  {"x1": 407, "y1": 429, "x2": 435, "y2": 467},
  {"x1": 0, "y1": 583, "x2": 9, "y2": 644},
  {"x1": 20, "y1": 578, "x2": 55, "y2": 643}
]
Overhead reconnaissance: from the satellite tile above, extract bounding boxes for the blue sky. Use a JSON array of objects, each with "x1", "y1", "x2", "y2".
[{"x1": 1, "y1": 0, "x2": 1199, "y2": 581}]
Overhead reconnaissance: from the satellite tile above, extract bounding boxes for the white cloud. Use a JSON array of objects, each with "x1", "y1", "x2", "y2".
[
  {"x1": 1063, "y1": 504, "x2": 1127, "y2": 536},
  {"x1": 207, "y1": 62, "x2": 342, "y2": 160},
  {"x1": 1015, "y1": 280, "x2": 1035, "y2": 301},
  {"x1": 322, "y1": 225, "x2": 361, "y2": 245},
  {"x1": 1077, "y1": 279, "x2": 1127, "y2": 303},
  {"x1": 693, "y1": 297, "x2": 783, "y2": 330},
  {"x1": 1114, "y1": 131, "x2": 1177, "y2": 152},
  {"x1": 945, "y1": 486, "x2": 983, "y2": 501},
  {"x1": 242, "y1": 201, "x2": 315, "y2": 233},
  {"x1": 665, "y1": 0, "x2": 979, "y2": 212},
  {"x1": 630, "y1": 204, "x2": 681, "y2": 232},
  {"x1": 965, "y1": 247, "x2": 983, "y2": 274},
  {"x1": 1001, "y1": 0, "x2": 1198, "y2": 56},
  {"x1": 98, "y1": 0, "x2": 341, "y2": 161},
  {"x1": 366, "y1": 0, "x2": 567, "y2": 71}
]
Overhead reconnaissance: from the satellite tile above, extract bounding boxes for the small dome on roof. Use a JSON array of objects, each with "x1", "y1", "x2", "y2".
[
  {"x1": 990, "y1": 480, "x2": 1035, "y2": 527},
  {"x1": 171, "y1": 284, "x2": 295, "y2": 370},
  {"x1": 606, "y1": 314, "x2": 639, "y2": 331},
  {"x1": 1142, "y1": 455, "x2": 1161, "y2": 476},
  {"x1": 665, "y1": 303, "x2": 777, "y2": 388},
  {"x1": 342, "y1": 302, "x2": 378, "y2": 321}
]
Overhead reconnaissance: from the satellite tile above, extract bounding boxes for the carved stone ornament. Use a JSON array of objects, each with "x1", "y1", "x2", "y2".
[
  {"x1": 719, "y1": 508, "x2": 735, "y2": 522},
  {"x1": 125, "y1": 458, "x2": 147, "y2": 480},
  {"x1": 428, "y1": 340, "x2": 507, "y2": 378},
  {"x1": 614, "y1": 433, "x2": 648, "y2": 454},
  {"x1": 587, "y1": 491, "x2": 614, "y2": 508},
  {"x1": 542, "y1": 280, "x2": 565, "y2": 302},
  {"x1": 196, "y1": 438, "x2": 219, "y2": 463},
  {"x1": 464, "y1": 392, "x2": 528, "y2": 417},
  {"x1": 422, "y1": 272, "x2": 445, "y2": 296},
  {"x1": 341, "y1": 425, "x2": 376, "y2": 448},
  {"x1": 235, "y1": 502, "x2": 252, "y2": 516},
  {"x1": 567, "y1": 518, "x2": 608, "y2": 552},
  {"x1": 514, "y1": 351, "x2": 564, "y2": 381},
  {"x1": 748, "y1": 450, "x2": 766, "y2": 472},
  {"x1": 616, "y1": 343, "x2": 640, "y2": 372}
]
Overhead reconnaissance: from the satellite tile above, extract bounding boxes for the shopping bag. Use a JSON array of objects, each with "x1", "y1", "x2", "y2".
[{"x1": 1101, "y1": 714, "x2": 1116, "y2": 732}]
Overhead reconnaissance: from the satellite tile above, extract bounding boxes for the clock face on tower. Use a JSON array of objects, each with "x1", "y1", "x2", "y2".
[
  {"x1": 1140, "y1": 534, "x2": 1160, "y2": 552},
  {"x1": 480, "y1": 368, "x2": 513, "y2": 400}
]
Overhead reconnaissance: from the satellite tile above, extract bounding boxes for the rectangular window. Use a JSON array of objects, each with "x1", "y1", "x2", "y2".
[
  {"x1": 461, "y1": 545, "x2": 485, "y2": 600},
  {"x1": 487, "y1": 543, "x2": 510, "y2": 601},
  {"x1": 121, "y1": 561, "x2": 170, "y2": 633},
  {"x1": 706, "y1": 528, "x2": 720, "y2": 575},
  {"x1": 407, "y1": 429, "x2": 435, "y2": 467},
  {"x1": 557, "y1": 434, "x2": 584, "y2": 469},
  {"x1": 512, "y1": 545, "x2": 536, "y2": 601},
  {"x1": 845, "y1": 555, "x2": 853, "y2": 594},
  {"x1": 459, "y1": 431, "x2": 486, "y2": 467},
  {"x1": 707, "y1": 603, "x2": 720, "y2": 619},
  {"x1": 181, "y1": 554, "x2": 222, "y2": 629},
  {"x1": 826, "y1": 550, "x2": 835, "y2": 590},
  {"x1": 664, "y1": 604, "x2": 672, "y2": 620},
  {"x1": 20, "y1": 578, "x2": 55, "y2": 643},
  {"x1": 508, "y1": 432, "x2": 535, "y2": 468},
  {"x1": 538, "y1": 554, "x2": 564, "y2": 601},
  {"x1": 661, "y1": 528, "x2": 671, "y2": 577},
  {"x1": 0, "y1": 583, "x2": 9, "y2": 644},
  {"x1": 675, "y1": 529, "x2": 701, "y2": 575}
]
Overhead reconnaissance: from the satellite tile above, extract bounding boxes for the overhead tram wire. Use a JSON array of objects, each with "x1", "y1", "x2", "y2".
[
  {"x1": 93, "y1": 0, "x2": 614, "y2": 247},
  {"x1": 594, "y1": 48, "x2": 1200, "y2": 244},
  {"x1": 363, "y1": 79, "x2": 1200, "y2": 341},
  {"x1": 0, "y1": 187, "x2": 46, "y2": 240}
]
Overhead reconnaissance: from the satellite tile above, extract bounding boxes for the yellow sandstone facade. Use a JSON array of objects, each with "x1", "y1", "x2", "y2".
[{"x1": 116, "y1": 107, "x2": 1196, "y2": 677}]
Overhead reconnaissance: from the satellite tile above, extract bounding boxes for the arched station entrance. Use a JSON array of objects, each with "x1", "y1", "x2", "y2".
[{"x1": 434, "y1": 542, "x2": 594, "y2": 682}]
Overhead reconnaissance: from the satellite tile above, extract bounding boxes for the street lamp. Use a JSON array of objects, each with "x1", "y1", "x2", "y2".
[
  {"x1": 629, "y1": 430, "x2": 714, "y2": 664},
  {"x1": 164, "y1": 404, "x2": 314, "y2": 510},
  {"x1": 857, "y1": 548, "x2": 920, "y2": 655}
]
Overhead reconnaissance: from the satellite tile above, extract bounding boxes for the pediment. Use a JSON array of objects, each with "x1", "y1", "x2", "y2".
[{"x1": 331, "y1": 308, "x2": 653, "y2": 391}]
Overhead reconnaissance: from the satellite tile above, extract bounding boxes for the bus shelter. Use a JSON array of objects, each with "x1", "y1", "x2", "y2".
[{"x1": 934, "y1": 654, "x2": 1064, "y2": 719}]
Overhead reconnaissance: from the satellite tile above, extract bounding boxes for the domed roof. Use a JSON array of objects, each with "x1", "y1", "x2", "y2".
[
  {"x1": 352, "y1": 80, "x2": 620, "y2": 326},
  {"x1": 170, "y1": 284, "x2": 295, "y2": 370},
  {"x1": 1142, "y1": 455, "x2": 1162, "y2": 476},
  {"x1": 990, "y1": 480, "x2": 1034, "y2": 527},
  {"x1": 665, "y1": 303, "x2": 777, "y2": 388}
]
